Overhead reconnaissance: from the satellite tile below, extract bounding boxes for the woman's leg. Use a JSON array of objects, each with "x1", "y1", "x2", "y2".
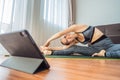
[
  {"x1": 91, "y1": 37, "x2": 114, "y2": 57},
  {"x1": 106, "y1": 44, "x2": 120, "y2": 58},
  {"x1": 52, "y1": 45, "x2": 99, "y2": 56},
  {"x1": 52, "y1": 37, "x2": 114, "y2": 56}
]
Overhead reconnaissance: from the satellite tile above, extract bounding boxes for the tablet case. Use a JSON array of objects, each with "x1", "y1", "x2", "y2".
[{"x1": 0, "y1": 30, "x2": 50, "y2": 74}]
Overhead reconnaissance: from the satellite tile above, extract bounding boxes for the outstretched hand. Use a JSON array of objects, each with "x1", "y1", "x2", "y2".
[
  {"x1": 40, "y1": 46, "x2": 52, "y2": 55},
  {"x1": 40, "y1": 46, "x2": 48, "y2": 51}
]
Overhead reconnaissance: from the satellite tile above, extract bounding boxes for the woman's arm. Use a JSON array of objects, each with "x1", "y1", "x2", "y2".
[
  {"x1": 43, "y1": 40, "x2": 77, "y2": 51},
  {"x1": 43, "y1": 25, "x2": 77, "y2": 47}
]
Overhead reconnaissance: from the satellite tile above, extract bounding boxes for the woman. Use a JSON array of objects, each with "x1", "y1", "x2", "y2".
[{"x1": 41, "y1": 24, "x2": 120, "y2": 58}]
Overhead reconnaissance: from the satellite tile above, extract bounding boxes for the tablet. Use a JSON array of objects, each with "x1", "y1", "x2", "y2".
[{"x1": 0, "y1": 30, "x2": 50, "y2": 74}]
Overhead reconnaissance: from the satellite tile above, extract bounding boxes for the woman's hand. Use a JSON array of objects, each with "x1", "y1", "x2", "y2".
[
  {"x1": 40, "y1": 46, "x2": 52, "y2": 55},
  {"x1": 40, "y1": 46, "x2": 50, "y2": 51}
]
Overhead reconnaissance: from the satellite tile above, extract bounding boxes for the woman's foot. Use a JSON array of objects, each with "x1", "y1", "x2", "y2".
[
  {"x1": 43, "y1": 50, "x2": 52, "y2": 55},
  {"x1": 92, "y1": 50, "x2": 106, "y2": 57}
]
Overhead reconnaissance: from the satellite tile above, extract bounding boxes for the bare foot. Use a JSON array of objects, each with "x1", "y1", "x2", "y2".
[
  {"x1": 92, "y1": 50, "x2": 106, "y2": 57},
  {"x1": 43, "y1": 50, "x2": 52, "y2": 55}
]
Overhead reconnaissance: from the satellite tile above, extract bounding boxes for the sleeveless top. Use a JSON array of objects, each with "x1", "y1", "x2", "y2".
[{"x1": 75, "y1": 26, "x2": 95, "y2": 44}]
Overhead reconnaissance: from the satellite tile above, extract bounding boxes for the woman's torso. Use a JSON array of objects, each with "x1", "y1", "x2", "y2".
[{"x1": 74, "y1": 25, "x2": 104, "y2": 44}]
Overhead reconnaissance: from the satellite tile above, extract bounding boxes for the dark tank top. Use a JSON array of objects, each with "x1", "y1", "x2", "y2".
[{"x1": 76, "y1": 26, "x2": 95, "y2": 44}]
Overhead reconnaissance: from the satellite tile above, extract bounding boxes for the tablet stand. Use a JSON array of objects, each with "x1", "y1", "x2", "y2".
[{"x1": 0, "y1": 56, "x2": 46, "y2": 74}]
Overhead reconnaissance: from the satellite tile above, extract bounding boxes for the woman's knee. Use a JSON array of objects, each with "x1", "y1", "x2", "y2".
[{"x1": 106, "y1": 51, "x2": 120, "y2": 58}]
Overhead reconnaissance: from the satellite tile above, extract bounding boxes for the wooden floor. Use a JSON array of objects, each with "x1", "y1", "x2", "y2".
[{"x1": 0, "y1": 57, "x2": 120, "y2": 80}]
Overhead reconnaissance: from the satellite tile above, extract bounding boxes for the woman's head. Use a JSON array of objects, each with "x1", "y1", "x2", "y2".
[{"x1": 60, "y1": 33, "x2": 76, "y2": 45}]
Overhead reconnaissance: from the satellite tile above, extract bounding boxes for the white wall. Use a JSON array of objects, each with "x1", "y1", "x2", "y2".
[{"x1": 75, "y1": 0, "x2": 120, "y2": 26}]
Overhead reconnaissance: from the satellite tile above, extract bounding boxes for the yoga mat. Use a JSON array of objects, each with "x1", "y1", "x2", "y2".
[{"x1": 45, "y1": 55, "x2": 120, "y2": 59}]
